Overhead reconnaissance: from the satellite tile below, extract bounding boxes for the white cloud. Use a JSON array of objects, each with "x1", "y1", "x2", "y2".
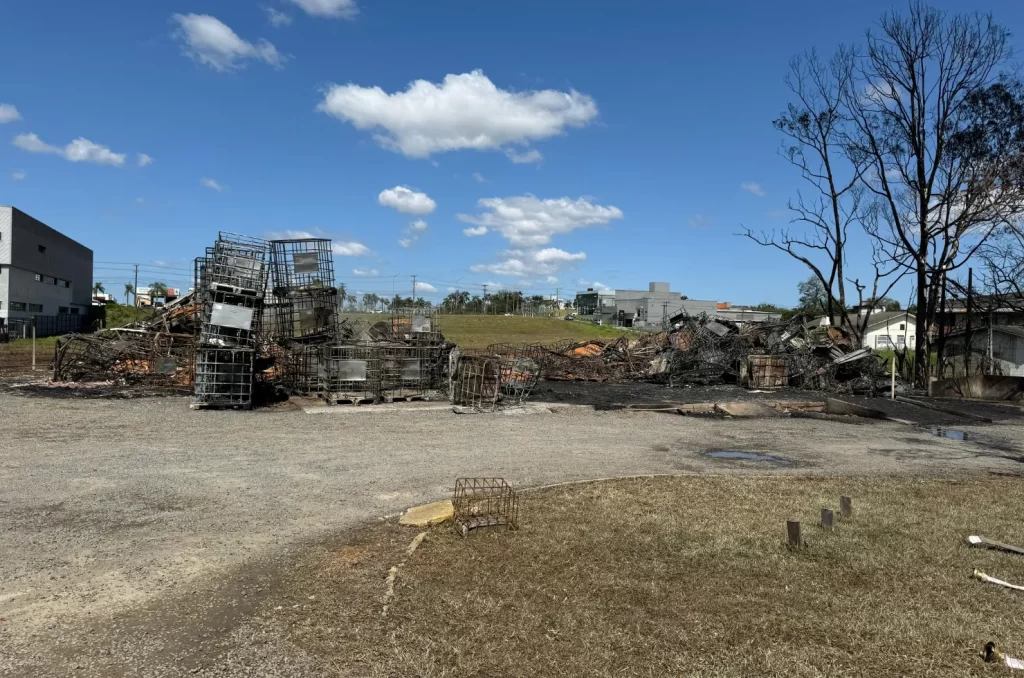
[
  {"x1": 378, "y1": 185, "x2": 436, "y2": 214},
  {"x1": 415, "y1": 282, "x2": 437, "y2": 293},
  {"x1": 0, "y1": 104, "x2": 21, "y2": 124},
  {"x1": 463, "y1": 225, "x2": 488, "y2": 237},
  {"x1": 471, "y1": 247, "x2": 586, "y2": 278},
  {"x1": 333, "y1": 241, "x2": 369, "y2": 256},
  {"x1": 741, "y1": 182, "x2": 765, "y2": 197},
  {"x1": 317, "y1": 69, "x2": 598, "y2": 158},
  {"x1": 506, "y1": 148, "x2": 543, "y2": 164},
  {"x1": 265, "y1": 7, "x2": 293, "y2": 26},
  {"x1": 266, "y1": 229, "x2": 317, "y2": 239},
  {"x1": 136, "y1": 153, "x2": 153, "y2": 167},
  {"x1": 353, "y1": 268, "x2": 379, "y2": 276},
  {"x1": 398, "y1": 238, "x2": 413, "y2": 248},
  {"x1": 13, "y1": 133, "x2": 127, "y2": 166},
  {"x1": 136, "y1": 197, "x2": 145, "y2": 204},
  {"x1": 171, "y1": 14, "x2": 286, "y2": 72},
  {"x1": 287, "y1": 0, "x2": 358, "y2": 19},
  {"x1": 546, "y1": 276, "x2": 558, "y2": 284},
  {"x1": 408, "y1": 218, "x2": 428, "y2": 232},
  {"x1": 473, "y1": 172, "x2": 486, "y2": 183},
  {"x1": 578, "y1": 279, "x2": 613, "y2": 293},
  {"x1": 201, "y1": 177, "x2": 225, "y2": 192},
  {"x1": 458, "y1": 195, "x2": 623, "y2": 247},
  {"x1": 688, "y1": 214, "x2": 712, "y2": 228},
  {"x1": 11, "y1": 170, "x2": 26, "y2": 181}
]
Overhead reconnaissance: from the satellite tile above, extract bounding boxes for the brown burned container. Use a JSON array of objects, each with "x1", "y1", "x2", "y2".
[{"x1": 748, "y1": 354, "x2": 789, "y2": 390}]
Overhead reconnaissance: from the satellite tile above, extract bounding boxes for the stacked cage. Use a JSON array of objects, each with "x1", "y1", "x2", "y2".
[
  {"x1": 268, "y1": 239, "x2": 341, "y2": 398},
  {"x1": 381, "y1": 307, "x2": 445, "y2": 401},
  {"x1": 193, "y1": 233, "x2": 269, "y2": 409}
]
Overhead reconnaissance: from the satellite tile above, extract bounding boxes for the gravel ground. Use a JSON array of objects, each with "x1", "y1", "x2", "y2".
[{"x1": 2, "y1": 393, "x2": 1024, "y2": 676}]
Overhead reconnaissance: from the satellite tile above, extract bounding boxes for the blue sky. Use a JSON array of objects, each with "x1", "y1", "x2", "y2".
[{"x1": 3, "y1": 0, "x2": 1023, "y2": 305}]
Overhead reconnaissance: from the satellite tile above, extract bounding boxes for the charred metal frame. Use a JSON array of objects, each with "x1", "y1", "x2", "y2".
[{"x1": 452, "y1": 478, "x2": 520, "y2": 536}]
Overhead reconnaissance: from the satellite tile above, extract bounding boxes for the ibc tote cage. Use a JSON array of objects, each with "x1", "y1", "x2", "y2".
[
  {"x1": 390, "y1": 306, "x2": 442, "y2": 345},
  {"x1": 319, "y1": 344, "x2": 382, "y2": 403},
  {"x1": 207, "y1": 233, "x2": 269, "y2": 298},
  {"x1": 269, "y1": 238, "x2": 335, "y2": 295}
]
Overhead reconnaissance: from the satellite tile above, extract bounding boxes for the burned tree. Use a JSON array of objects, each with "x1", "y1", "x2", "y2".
[
  {"x1": 843, "y1": 3, "x2": 1024, "y2": 383},
  {"x1": 743, "y1": 48, "x2": 905, "y2": 344}
]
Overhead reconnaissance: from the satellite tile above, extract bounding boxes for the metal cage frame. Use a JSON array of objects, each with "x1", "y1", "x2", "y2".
[
  {"x1": 452, "y1": 477, "x2": 520, "y2": 536},
  {"x1": 269, "y1": 238, "x2": 336, "y2": 296},
  {"x1": 193, "y1": 347, "x2": 255, "y2": 408},
  {"x1": 319, "y1": 344, "x2": 381, "y2": 402}
]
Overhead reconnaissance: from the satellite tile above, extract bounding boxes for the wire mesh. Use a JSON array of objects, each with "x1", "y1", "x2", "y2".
[
  {"x1": 281, "y1": 344, "x2": 323, "y2": 396},
  {"x1": 319, "y1": 344, "x2": 381, "y2": 402},
  {"x1": 269, "y1": 239, "x2": 335, "y2": 295},
  {"x1": 207, "y1": 233, "x2": 269, "y2": 297},
  {"x1": 452, "y1": 478, "x2": 520, "y2": 536},
  {"x1": 390, "y1": 306, "x2": 442, "y2": 345},
  {"x1": 193, "y1": 348, "x2": 255, "y2": 408},
  {"x1": 198, "y1": 290, "x2": 263, "y2": 349},
  {"x1": 379, "y1": 343, "x2": 437, "y2": 399},
  {"x1": 271, "y1": 289, "x2": 340, "y2": 344},
  {"x1": 452, "y1": 355, "x2": 501, "y2": 410}
]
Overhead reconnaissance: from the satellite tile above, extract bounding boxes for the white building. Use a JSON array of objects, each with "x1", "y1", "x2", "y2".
[
  {"x1": 814, "y1": 311, "x2": 917, "y2": 350},
  {"x1": 0, "y1": 206, "x2": 93, "y2": 332}
]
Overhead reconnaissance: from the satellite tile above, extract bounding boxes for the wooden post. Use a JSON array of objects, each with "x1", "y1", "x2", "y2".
[
  {"x1": 787, "y1": 520, "x2": 802, "y2": 547},
  {"x1": 840, "y1": 496, "x2": 852, "y2": 518},
  {"x1": 821, "y1": 508, "x2": 834, "y2": 531},
  {"x1": 891, "y1": 354, "x2": 896, "y2": 400}
]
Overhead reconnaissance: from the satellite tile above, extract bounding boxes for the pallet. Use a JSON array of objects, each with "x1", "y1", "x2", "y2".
[
  {"x1": 324, "y1": 396, "x2": 377, "y2": 406},
  {"x1": 382, "y1": 394, "x2": 428, "y2": 404},
  {"x1": 190, "y1": 401, "x2": 253, "y2": 411}
]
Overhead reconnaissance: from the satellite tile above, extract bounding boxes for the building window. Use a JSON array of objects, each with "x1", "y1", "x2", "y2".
[
  {"x1": 875, "y1": 336, "x2": 892, "y2": 349},
  {"x1": 38, "y1": 245, "x2": 47, "y2": 254},
  {"x1": 34, "y1": 273, "x2": 42, "y2": 282},
  {"x1": 44, "y1": 276, "x2": 55, "y2": 285},
  {"x1": 897, "y1": 336, "x2": 906, "y2": 348},
  {"x1": 70, "y1": 308, "x2": 80, "y2": 315},
  {"x1": 61, "y1": 280, "x2": 70, "y2": 288},
  {"x1": 899, "y1": 323, "x2": 906, "y2": 331},
  {"x1": 58, "y1": 306, "x2": 69, "y2": 314},
  {"x1": 10, "y1": 302, "x2": 26, "y2": 312},
  {"x1": 28, "y1": 303, "x2": 43, "y2": 313}
]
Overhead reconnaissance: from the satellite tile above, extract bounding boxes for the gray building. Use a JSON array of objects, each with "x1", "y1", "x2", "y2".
[
  {"x1": 0, "y1": 206, "x2": 93, "y2": 332},
  {"x1": 575, "y1": 282, "x2": 719, "y2": 328},
  {"x1": 944, "y1": 326, "x2": 1024, "y2": 377}
]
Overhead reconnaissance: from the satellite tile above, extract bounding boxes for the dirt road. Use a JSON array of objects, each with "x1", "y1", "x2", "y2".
[{"x1": 2, "y1": 393, "x2": 1023, "y2": 676}]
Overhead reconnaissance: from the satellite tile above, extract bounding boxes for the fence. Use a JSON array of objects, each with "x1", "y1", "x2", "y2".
[{"x1": 1, "y1": 314, "x2": 93, "y2": 340}]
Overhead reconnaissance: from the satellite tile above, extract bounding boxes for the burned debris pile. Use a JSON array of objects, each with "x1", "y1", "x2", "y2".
[
  {"x1": 52, "y1": 233, "x2": 455, "y2": 408},
  {"x1": 478, "y1": 314, "x2": 889, "y2": 394},
  {"x1": 53, "y1": 292, "x2": 199, "y2": 389}
]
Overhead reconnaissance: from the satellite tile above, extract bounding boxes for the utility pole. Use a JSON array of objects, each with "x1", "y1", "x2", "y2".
[
  {"x1": 482, "y1": 284, "x2": 488, "y2": 316},
  {"x1": 133, "y1": 264, "x2": 139, "y2": 321},
  {"x1": 411, "y1": 274, "x2": 417, "y2": 301},
  {"x1": 555, "y1": 287, "x2": 560, "y2": 316},
  {"x1": 662, "y1": 302, "x2": 669, "y2": 330}
]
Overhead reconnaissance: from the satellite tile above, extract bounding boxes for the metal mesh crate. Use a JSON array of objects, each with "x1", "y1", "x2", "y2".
[
  {"x1": 379, "y1": 344, "x2": 438, "y2": 399},
  {"x1": 269, "y1": 239, "x2": 335, "y2": 295},
  {"x1": 281, "y1": 344, "x2": 323, "y2": 396},
  {"x1": 452, "y1": 355, "x2": 501, "y2": 410},
  {"x1": 207, "y1": 234, "x2": 268, "y2": 297},
  {"x1": 319, "y1": 344, "x2": 381, "y2": 402},
  {"x1": 272, "y1": 289, "x2": 339, "y2": 344},
  {"x1": 199, "y1": 290, "x2": 263, "y2": 348},
  {"x1": 194, "y1": 348, "x2": 255, "y2": 408},
  {"x1": 452, "y1": 478, "x2": 520, "y2": 536},
  {"x1": 498, "y1": 356, "x2": 540, "y2": 405},
  {"x1": 390, "y1": 306, "x2": 442, "y2": 345}
]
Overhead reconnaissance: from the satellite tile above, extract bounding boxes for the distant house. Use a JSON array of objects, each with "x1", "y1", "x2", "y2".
[
  {"x1": 944, "y1": 326, "x2": 1024, "y2": 377},
  {"x1": 814, "y1": 311, "x2": 917, "y2": 350}
]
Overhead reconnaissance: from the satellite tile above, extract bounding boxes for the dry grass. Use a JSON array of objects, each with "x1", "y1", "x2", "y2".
[{"x1": 281, "y1": 475, "x2": 1024, "y2": 677}]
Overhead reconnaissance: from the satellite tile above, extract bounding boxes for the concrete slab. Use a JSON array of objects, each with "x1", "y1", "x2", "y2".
[
  {"x1": 399, "y1": 500, "x2": 454, "y2": 527},
  {"x1": 714, "y1": 402, "x2": 777, "y2": 418}
]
